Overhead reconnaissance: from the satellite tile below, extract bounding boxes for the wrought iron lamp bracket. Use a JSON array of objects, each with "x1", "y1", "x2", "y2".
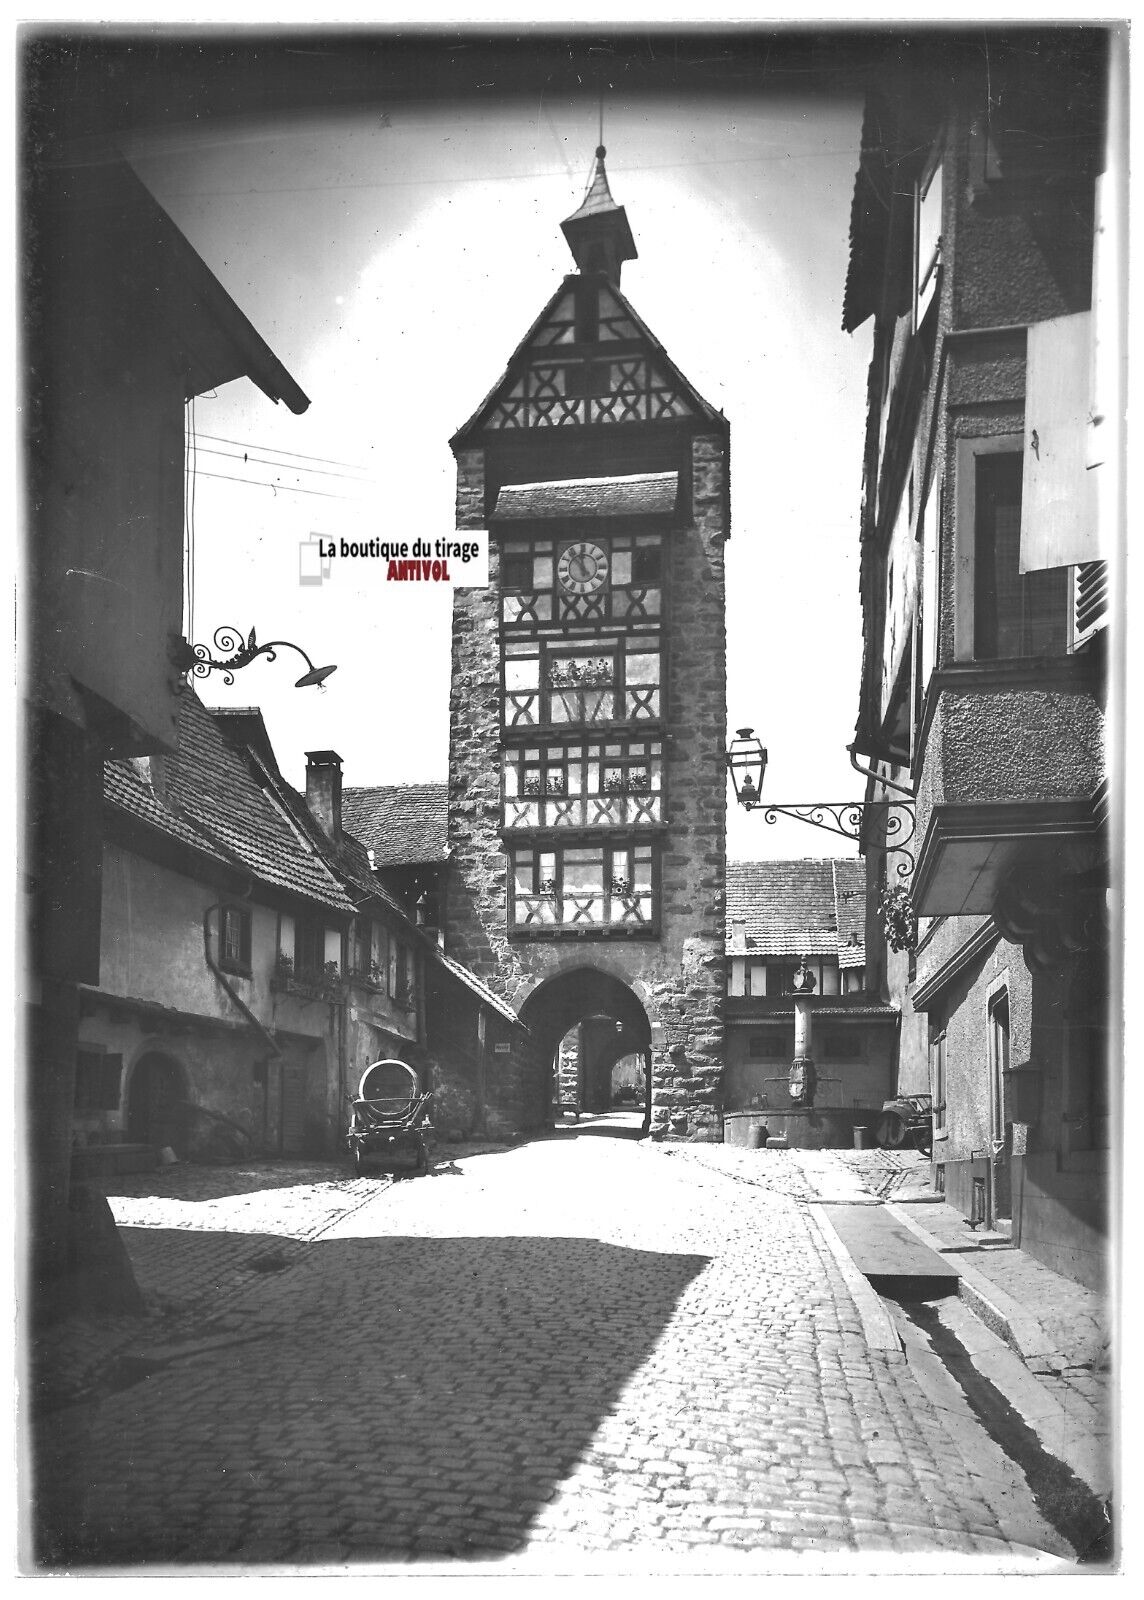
[
  {"x1": 174, "y1": 627, "x2": 336, "y2": 689},
  {"x1": 740, "y1": 797, "x2": 917, "y2": 880}
]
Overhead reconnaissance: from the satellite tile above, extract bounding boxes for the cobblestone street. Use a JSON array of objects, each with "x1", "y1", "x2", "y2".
[{"x1": 27, "y1": 1134, "x2": 1108, "y2": 1573}]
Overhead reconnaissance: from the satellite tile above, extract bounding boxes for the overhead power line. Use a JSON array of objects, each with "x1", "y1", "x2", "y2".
[
  {"x1": 195, "y1": 431, "x2": 370, "y2": 473},
  {"x1": 193, "y1": 469, "x2": 365, "y2": 502},
  {"x1": 196, "y1": 443, "x2": 375, "y2": 485}
]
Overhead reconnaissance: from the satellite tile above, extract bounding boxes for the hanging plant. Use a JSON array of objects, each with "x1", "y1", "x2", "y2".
[{"x1": 878, "y1": 884, "x2": 917, "y2": 953}]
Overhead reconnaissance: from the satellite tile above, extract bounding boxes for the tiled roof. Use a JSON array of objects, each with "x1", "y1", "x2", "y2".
[
  {"x1": 104, "y1": 691, "x2": 353, "y2": 913},
  {"x1": 726, "y1": 858, "x2": 867, "y2": 965},
  {"x1": 492, "y1": 472, "x2": 679, "y2": 522},
  {"x1": 833, "y1": 858, "x2": 868, "y2": 969},
  {"x1": 240, "y1": 748, "x2": 414, "y2": 927},
  {"x1": 341, "y1": 783, "x2": 449, "y2": 867},
  {"x1": 431, "y1": 951, "x2": 524, "y2": 1028}
]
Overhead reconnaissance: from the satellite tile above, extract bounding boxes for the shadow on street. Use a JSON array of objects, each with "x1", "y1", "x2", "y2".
[{"x1": 31, "y1": 1228, "x2": 709, "y2": 1567}]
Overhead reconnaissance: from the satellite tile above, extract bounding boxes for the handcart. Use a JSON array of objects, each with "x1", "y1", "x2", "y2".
[{"x1": 346, "y1": 1059, "x2": 434, "y2": 1177}]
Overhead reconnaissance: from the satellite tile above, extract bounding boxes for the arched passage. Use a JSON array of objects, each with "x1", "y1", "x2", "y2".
[
  {"x1": 126, "y1": 1050, "x2": 187, "y2": 1150},
  {"x1": 519, "y1": 966, "x2": 652, "y2": 1134}
]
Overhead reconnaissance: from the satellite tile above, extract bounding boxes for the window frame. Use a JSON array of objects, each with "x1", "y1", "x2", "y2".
[
  {"x1": 502, "y1": 633, "x2": 663, "y2": 731},
  {"x1": 219, "y1": 903, "x2": 253, "y2": 977},
  {"x1": 508, "y1": 838, "x2": 660, "y2": 939},
  {"x1": 954, "y1": 435, "x2": 1070, "y2": 663},
  {"x1": 931, "y1": 1027, "x2": 947, "y2": 1131},
  {"x1": 503, "y1": 734, "x2": 665, "y2": 831},
  {"x1": 747, "y1": 1033, "x2": 789, "y2": 1060},
  {"x1": 74, "y1": 1048, "x2": 123, "y2": 1112}
]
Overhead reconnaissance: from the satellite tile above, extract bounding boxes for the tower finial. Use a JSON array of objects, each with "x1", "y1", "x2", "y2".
[{"x1": 560, "y1": 138, "x2": 637, "y2": 285}]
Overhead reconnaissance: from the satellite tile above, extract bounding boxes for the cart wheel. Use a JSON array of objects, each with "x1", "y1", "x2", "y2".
[{"x1": 878, "y1": 1113, "x2": 907, "y2": 1148}]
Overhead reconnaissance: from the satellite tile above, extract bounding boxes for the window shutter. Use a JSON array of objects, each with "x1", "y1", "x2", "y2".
[
  {"x1": 1021, "y1": 312, "x2": 1099, "y2": 572},
  {"x1": 1074, "y1": 560, "x2": 1109, "y2": 644}
]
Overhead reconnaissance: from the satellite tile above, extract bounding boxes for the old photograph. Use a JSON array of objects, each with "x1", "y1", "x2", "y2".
[{"x1": 18, "y1": 21, "x2": 1122, "y2": 1574}]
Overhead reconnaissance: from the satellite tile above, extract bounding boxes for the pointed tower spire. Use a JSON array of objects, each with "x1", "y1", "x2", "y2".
[{"x1": 560, "y1": 145, "x2": 638, "y2": 286}]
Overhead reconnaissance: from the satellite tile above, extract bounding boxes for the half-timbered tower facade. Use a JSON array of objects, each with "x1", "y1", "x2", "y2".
[{"x1": 446, "y1": 149, "x2": 729, "y2": 1140}]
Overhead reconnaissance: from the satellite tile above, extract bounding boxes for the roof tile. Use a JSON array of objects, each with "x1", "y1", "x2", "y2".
[
  {"x1": 492, "y1": 472, "x2": 678, "y2": 521},
  {"x1": 726, "y1": 858, "x2": 866, "y2": 965},
  {"x1": 342, "y1": 783, "x2": 449, "y2": 867},
  {"x1": 105, "y1": 691, "x2": 353, "y2": 912}
]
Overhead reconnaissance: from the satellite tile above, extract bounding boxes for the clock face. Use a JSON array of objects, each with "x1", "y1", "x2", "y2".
[{"x1": 557, "y1": 541, "x2": 609, "y2": 596}]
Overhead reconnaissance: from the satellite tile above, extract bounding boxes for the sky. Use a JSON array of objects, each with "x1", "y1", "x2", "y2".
[{"x1": 123, "y1": 80, "x2": 873, "y2": 862}]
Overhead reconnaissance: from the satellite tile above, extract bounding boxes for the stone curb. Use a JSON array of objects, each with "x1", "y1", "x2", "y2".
[
  {"x1": 883, "y1": 1201, "x2": 1055, "y2": 1363},
  {"x1": 806, "y1": 1205, "x2": 905, "y2": 1364}
]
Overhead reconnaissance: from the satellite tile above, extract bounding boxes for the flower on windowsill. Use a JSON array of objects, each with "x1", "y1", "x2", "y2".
[
  {"x1": 878, "y1": 884, "x2": 917, "y2": 953},
  {"x1": 539, "y1": 877, "x2": 558, "y2": 897},
  {"x1": 610, "y1": 878, "x2": 632, "y2": 897}
]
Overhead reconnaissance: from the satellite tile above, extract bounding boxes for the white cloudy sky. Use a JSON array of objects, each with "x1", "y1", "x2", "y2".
[{"x1": 124, "y1": 81, "x2": 872, "y2": 861}]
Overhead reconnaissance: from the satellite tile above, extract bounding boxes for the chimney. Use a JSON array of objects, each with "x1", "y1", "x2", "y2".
[{"x1": 305, "y1": 750, "x2": 342, "y2": 840}]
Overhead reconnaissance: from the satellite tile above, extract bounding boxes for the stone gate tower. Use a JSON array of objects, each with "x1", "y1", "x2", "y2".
[{"x1": 446, "y1": 148, "x2": 728, "y2": 1141}]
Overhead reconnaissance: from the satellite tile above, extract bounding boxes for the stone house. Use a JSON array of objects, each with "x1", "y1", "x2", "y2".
[
  {"x1": 77, "y1": 694, "x2": 528, "y2": 1165},
  {"x1": 77, "y1": 691, "x2": 358, "y2": 1166},
  {"x1": 341, "y1": 781, "x2": 529, "y2": 1140},
  {"x1": 24, "y1": 147, "x2": 310, "y2": 1292},
  {"x1": 444, "y1": 147, "x2": 729, "y2": 1140},
  {"x1": 724, "y1": 859, "x2": 899, "y2": 1148},
  {"x1": 840, "y1": 30, "x2": 1118, "y2": 1287}
]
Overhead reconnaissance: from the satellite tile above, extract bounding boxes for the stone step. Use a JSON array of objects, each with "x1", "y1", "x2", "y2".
[
  {"x1": 819, "y1": 1202, "x2": 961, "y2": 1297},
  {"x1": 71, "y1": 1143, "x2": 158, "y2": 1180}
]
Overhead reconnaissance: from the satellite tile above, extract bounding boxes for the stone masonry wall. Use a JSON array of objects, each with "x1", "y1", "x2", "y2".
[{"x1": 445, "y1": 435, "x2": 728, "y2": 1141}]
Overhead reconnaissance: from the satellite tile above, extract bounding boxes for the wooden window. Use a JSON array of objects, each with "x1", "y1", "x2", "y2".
[
  {"x1": 220, "y1": 905, "x2": 252, "y2": 975},
  {"x1": 295, "y1": 918, "x2": 325, "y2": 982},
  {"x1": 509, "y1": 841, "x2": 657, "y2": 936},
  {"x1": 501, "y1": 550, "x2": 533, "y2": 590},
  {"x1": 970, "y1": 450, "x2": 1069, "y2": 660},
  {"x1": 351, "y1": 918, "x2": 377, "y2": 978},
  {"x1": 743, "y1": 960, "x2": 768, "y2": 997},
  {"x1": 931, "y1": 1029, "x2": 947, "y2": 1130},
  {"x1": 503, "y1": 636, "x2": 663, "y2": 730},
  {"x1": 74, "y1": 1049, "x2": 123, "y2": 1111},
  {"x1": 914, "y1": 152, "x2": 943, "y2": 331},
  {"x1": 747, "y1": 1034, "x2": 787, "y2": 1060},
  {"x1": 504, "y1": 736, "x2": 664, "y2": 831}
]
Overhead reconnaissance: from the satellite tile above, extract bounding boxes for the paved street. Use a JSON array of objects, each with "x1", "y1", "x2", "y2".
[{"x1": 28, "y1": 1133, "x2": 1106, "y2": 1572}]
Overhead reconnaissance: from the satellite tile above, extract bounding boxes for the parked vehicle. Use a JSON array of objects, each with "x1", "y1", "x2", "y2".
[
  {"x1": 876, "y1": 1094, "x2": 933, "y2": 1154},
  {"x1": 346, "y1": 1059, "x2": 433, "y2": 1177}
]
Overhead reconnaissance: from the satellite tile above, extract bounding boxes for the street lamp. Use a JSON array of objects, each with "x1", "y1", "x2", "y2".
[
  {"x1": 173, "y1": 627, "x2": 337, "y2": 689},
  {"x1": 726, "y1": 728, "x2": 768, "y2": 809},
  {"x1": 725, "y1": 730, "x2": 916, "y2": 879}
]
